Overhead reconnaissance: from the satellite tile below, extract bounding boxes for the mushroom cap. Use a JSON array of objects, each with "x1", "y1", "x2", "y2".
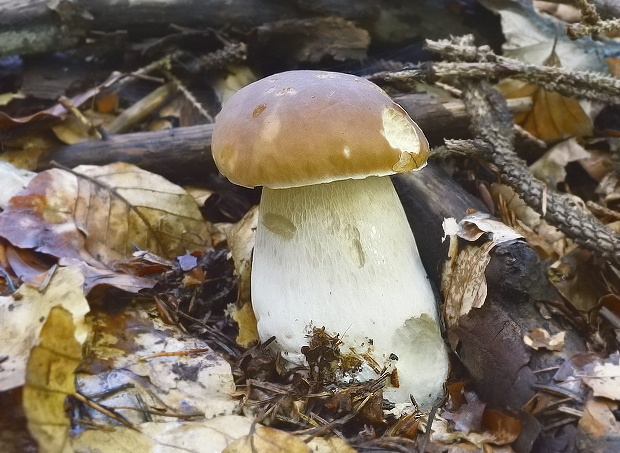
[{"x1": 211, "y1": 70, "x2": 429, "y2": 189}]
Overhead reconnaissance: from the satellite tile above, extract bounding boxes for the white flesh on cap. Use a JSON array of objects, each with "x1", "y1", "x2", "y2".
[{"x1": 252, "y1": 175, "x2": 449, "y2": 407}]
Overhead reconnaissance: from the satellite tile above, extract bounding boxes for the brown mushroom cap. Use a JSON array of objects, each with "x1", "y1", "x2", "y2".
[{"x1": 211, "y1": 70, "x2": 429, "y2": 189}]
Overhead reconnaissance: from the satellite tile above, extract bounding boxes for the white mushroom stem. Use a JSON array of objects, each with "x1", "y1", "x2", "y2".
[{"x1": 252, "y1": 175, "x2": 449, "y2": 407}]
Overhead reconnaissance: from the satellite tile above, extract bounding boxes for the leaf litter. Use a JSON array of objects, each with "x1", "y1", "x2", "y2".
[{"x1": 1, "y1": 2, "x2": 620, "y2": 452}]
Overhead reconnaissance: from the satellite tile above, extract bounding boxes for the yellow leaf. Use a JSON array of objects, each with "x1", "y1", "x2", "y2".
[
  {"x1": 23, "y1": 305, "x2": 83, "y2": 453},
  {"x1": 0, "y1": 266, "x2": 89, "y2": 391}
]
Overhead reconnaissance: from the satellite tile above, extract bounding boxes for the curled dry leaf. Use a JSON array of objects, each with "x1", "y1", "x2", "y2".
[
  {"x1": 0, "y1": 266, "x2": 89, "y2": 392},
  {"x1": 442, "y1": 242, "x2": 493, "y2": 328},
  {"x1": 0, "y1": 162, "x2": 211, "y2": 269},
  {"x1": 491, "y1": 183, "x2": 568, "y2": 257},
  {"x1": 226, "y1": 206, "x2": 259, "y2": 347},
  {"x1": 442, "y1": 214, "x2": 523, "y2": 327},
  {"x1": 523, "y1": 327, "x2": 566, "y2": 351},
  {"x1": 23, "y1": 304, "x2": 84, "y2": 453}
]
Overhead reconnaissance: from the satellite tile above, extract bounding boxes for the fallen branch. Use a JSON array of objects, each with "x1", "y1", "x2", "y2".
[{"x1": 369, "y1": 38, "x2": 620, "y2": 104}]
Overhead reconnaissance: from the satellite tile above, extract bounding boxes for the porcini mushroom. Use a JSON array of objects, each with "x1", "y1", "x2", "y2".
[{"x1": 212, "y1": 70, "x2": 448, "y2": 407}]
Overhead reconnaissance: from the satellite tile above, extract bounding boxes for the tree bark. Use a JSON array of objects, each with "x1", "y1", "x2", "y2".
[{"x1": 0, "y1": 0, "x2": 494, "y2": 57}]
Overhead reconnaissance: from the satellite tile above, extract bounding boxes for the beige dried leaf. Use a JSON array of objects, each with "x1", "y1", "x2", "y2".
[
  {"x1": 523, "y1": 328, "x2": 565, "y2": 351},
  {"x1": 582, "y1": 361, "x2": 620, "y2": 401},
  {"x1": 0, "y1": 266, "x2": 89, "y2": 391},
  {"x1": 72, "y1": 415, "x2": 257, "y2": 452},
  {"x1": 23, "y1": 304, "x2": 84, "y2": 453},
  {"x1": 0, "y1": 162, "x2": 211, "y2": 269},
  {"x1": 224, "y1": 426, "x2": 310, "y2": 453},
  {"x1": 442, "y1": 243, "x2": 493, "y2": 327},
  {"x1": 530, "y1": 138, "x2": 590, "y2": 187}
]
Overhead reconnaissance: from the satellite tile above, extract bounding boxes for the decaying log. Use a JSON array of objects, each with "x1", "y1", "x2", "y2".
[
  {"x1": 40, "y1": 124, "x2": 217, "y2": 185},
  {"x1": 37, "y1": 93, "x2": 532, "y2": 182}
]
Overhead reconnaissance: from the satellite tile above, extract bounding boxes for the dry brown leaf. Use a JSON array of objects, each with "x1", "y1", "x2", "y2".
[
  {"x1": 523, "y1": 327, "x2": 565, "y2": 351},
  {"x1": 228, "y1": 205, "x2": 258, "y2": 307},
  {"x1": 23, "y1": 305, "x2": 84, "y2": 453},
  {"x1": 442, "y1": 242, "x2": 493, "y2": 328},
  {"x1": 497, "y1": 78, "x2": 592, "y2": 142},
  {"x1": 578, "y1": 398, "x2": 620, "y2": 450},
  {"x1": 0, "y1": 72, "x2": 123, "y2": 129},
  {"x1": 50, "y1": 116, "x2": 94, "y2": 145},
  {"x1": 442, "y1": 391, "x2": 486, "y2": 434},
  {"x1": 224, "y1": 426, "x2": 310, "y2": 453},
  {"x1": 481, "y1": 409, "x2": 521, "y2": 445},
  {"x1": 0, "y1": 266, "x2": 89, "y2": 392},
  {"x1": 0, "y1": 162, "x2": 211, "y2": 269},
  {"x1": 305, "y1": 437, "x2": 356, "y2": 453},
  {"x1": 490, "y1": 183, "x2": 568, "y2": 257},
  {"x1": 442, "y1": 214, "x2": 523, "y2": 327}
]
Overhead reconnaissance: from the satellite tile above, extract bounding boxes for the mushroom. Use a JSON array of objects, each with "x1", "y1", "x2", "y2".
[{"x1": 211, "y1": 70, "x2": 448, "y2": 407}]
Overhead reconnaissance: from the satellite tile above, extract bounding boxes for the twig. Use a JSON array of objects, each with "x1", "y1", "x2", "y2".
[
  {"x1": 106, "y1": 82, "x2": 177, "y2": 134},
  {"x1": 574, "y1": 0, "x2": 602, "y2": 24},
  {"x1": 73, "y1": 392, "x2": 140, "y2": 431},
  {"x1": 443, "y1": 134, "x2": 620, "y2": 261},
  {"x1": 368, "y1": 38, "x2": 620, "y2": 104},
  {"x1": 567, "y1": 17, "x2": 620, "y2": 40},
  {"x1": 175, "y1": 42, "x2": 248, "y2": 74},
  {"x1": 160, "y1": 68, "x2": 214, "y2": 122}
]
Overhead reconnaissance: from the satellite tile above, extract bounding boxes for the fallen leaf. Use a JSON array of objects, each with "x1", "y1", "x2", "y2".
[
  {"x1": 479, "y1": 0, "x2": 614, "y2": 72},
  {"x1": 497, "y1": 76, "x2": 592, "y2": 142},
  {"x1": 228, "y1": 205, "x2": 258, "y2": 307},
  {"x1": 0, "y1": 72, "x2": 123, "y2": 129},
  {"x1": 442, "y1": 242, "x2": 492, "y2": 327},
  {"x1": 75, "y1": 299, "x2": 237, "y2": 427},
  {"x1": 529, "y1": 138, "x2": 591, "y2": 187},
  {"x1": 224, "y1": 426, "x2": 310, "y2": 453},
  {"x1": 230, "y1": 301, "x2": 259, "y2": 348},
  {"x1": 481, "y1": 409, "x2": 521, "y2": 445},
  {"x1": 72, "y1": 415, "x2": 257, "y2": 453},
  {"x1": 0, "y1": 161, "x2": 36, "y2": 209},
  {"x1": 491, "y1": 183, "x2": 568, "y2": 257},
  {"x1": 0, "y1": 266, "x2": 89, "y2": 391},
  {"x1": 578, "y1": 398, "x2": 620, "y2": 450},
  {"x1": 305, "y1": 436, "x2": 356, "y2": 453},
  {"x1": 582, "y1": 356, "x2": 620, "y2": 401},
  {"x1": 23, "y1": 305, "x2": 84, "y2": 453},
  {"x1": 0, "y1": 162, "x2": 211, "y2": 269},
  {"x1": 442, "y1": 213, "x2": 523, "y2": 327},
  {"x1": 456, "y1": 212, "x2": 524, "y2": 245},
  {"x1": 523, "y1": 328, "x2": 566, "y2": 351},
  {"x1": 443, "y1": 391, "x2": 486, "y2": 434}
]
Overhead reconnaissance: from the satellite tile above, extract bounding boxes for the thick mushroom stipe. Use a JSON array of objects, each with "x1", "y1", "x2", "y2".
[{"x1": 254, "y1": 176, "x2": 448, "y2": 406}]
